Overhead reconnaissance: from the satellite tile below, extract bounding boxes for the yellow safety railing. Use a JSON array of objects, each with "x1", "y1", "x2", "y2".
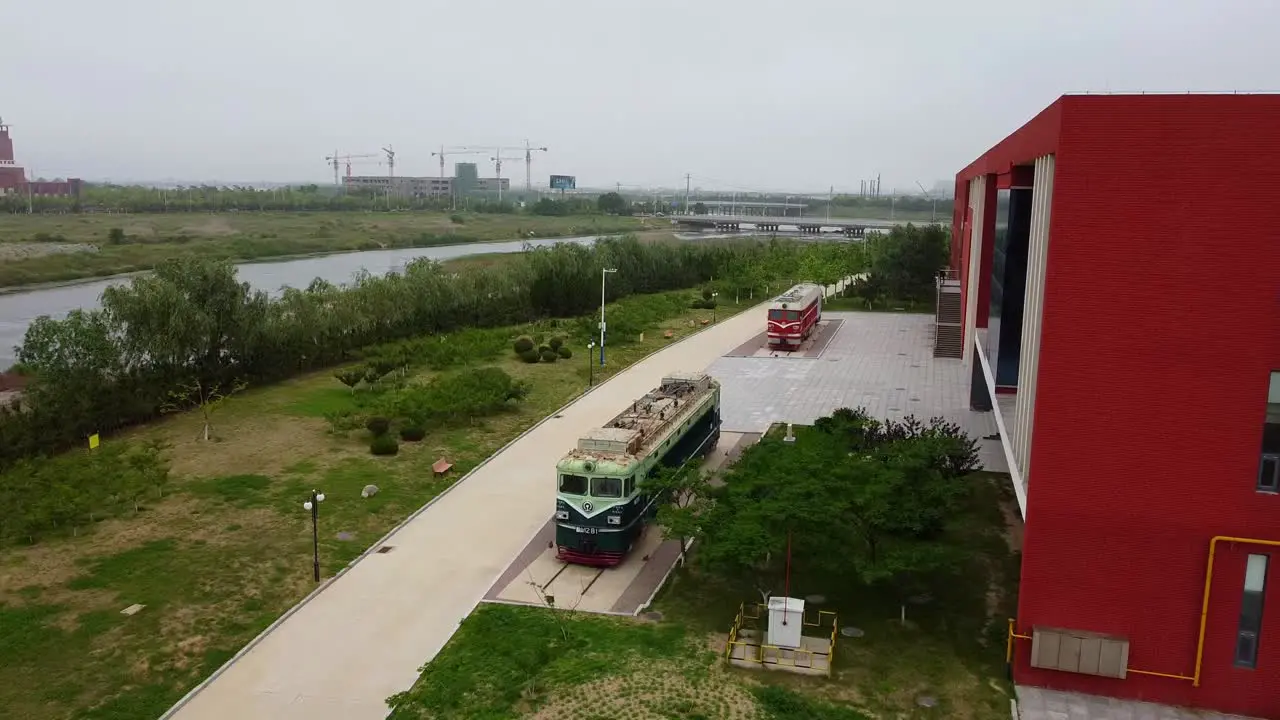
[{"x1": 724, "y1": 602, "x2": 838, "y2": 673}]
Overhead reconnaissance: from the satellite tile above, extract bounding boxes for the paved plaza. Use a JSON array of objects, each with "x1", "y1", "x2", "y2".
[
  {"x1": 1016, "y1": 686, "x2": 1262, "y2": 720},
  {"x1": 709, "y1": 311, "x2": 1009, "y2": 473}
]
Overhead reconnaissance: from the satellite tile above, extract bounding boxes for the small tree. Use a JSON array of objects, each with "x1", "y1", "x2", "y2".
[
  {"x1": 596, "y1": 192, "x2": 628, "y2": 215},
  {"x1": 335, "y1": 368, "x2": 364, "y2": 394},
  {"x1": 645, "y1": 463, "x2": 713, "y2": 567},
  {"x1": 107, "y1": 227, "x2": 126, "y2": 245},
  {"x1": 160, "y1": 378, "x2": 248, "y2": 442}
]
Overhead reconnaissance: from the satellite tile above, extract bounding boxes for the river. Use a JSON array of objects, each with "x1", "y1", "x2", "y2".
[{"x1": 0, "y1": 235, "x2": 601, "y2": 369}]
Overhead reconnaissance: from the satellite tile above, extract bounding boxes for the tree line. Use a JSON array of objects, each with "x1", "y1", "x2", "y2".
[{"x1": 0, "y1": 235, "x2": 868, "y2": 470}]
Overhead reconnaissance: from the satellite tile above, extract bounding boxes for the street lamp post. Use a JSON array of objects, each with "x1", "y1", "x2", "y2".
[
  {"x1": 711, "y1": 292, "x2": 719, "y2": 323},
  {"x1": 599, "y1": 267, "x2": 617, "y2": 366},
  {"x1": 587, "y1": 342, "x2": 595, "y2": 387},
  {"x1": 303, "y1": 489, "x2": 326, "y2": 582}
]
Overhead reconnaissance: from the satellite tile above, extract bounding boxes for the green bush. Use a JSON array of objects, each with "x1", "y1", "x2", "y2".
[
  {"x1": 366, "y1": 416, "x2": 391, "y2": 436},
  {"x1": 537, "y1": 344, "x2": 551, "y2": 355},
  {"x1": 399, "y1": 425, "x2": 426, "y2": 442},
  {"x1": 513, "y1": 336, "x2": 535, "y2": 354},
  {"x1": 380, "y1": 367, "x2": 530, "y2": 428},
  {"x1": 107, "y1": 228, "x2": 126, "y2": 245},
  {"x1": 370, "y1": 434, "x2": 400, "y2": 456},
  {"x1": 547, "y1": 335, "x2": 564, "y2": 351},
  {"x1": 449, "y1": 213, "x2": 465, "y2": 224},
  {"x1": 539, "y1": 348, "x2": 559, "y2": 363},
  {"x1": 518, "y1": 348, "x2": 541, "y2": 363},
  {"x1": 701, "y1": 287, "x2": 713, "y2": 301},
  {"x1": 556, "y1": 345, "x2": 572, "y2": 359}
]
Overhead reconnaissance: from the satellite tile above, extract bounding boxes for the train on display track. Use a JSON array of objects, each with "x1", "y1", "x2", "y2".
[
  {"x1": 767, "y1": 283, "x2": 823, "y2": 348},
  {"x1": 554, "y1": 372, "x2": 722, "y2": 567}
]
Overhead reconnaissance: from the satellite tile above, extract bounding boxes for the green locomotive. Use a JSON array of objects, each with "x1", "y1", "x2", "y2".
[{"x1": 555, "y1": 371, "x2": 721, "y2": 566}]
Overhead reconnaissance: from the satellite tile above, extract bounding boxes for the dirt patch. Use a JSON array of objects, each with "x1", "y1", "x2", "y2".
[
  {"x1": 178, "y1": 218, "x2": 237, "y2": 237},
  {"x1": 0, "y1": 242, "x2": 97, "y2": 261},
  {"x1": 998, "y1": 495, "x2": 1024, "y2": 553},
  {"x1": 157, "y1": 413, "x2": 332, "y2": 479}
]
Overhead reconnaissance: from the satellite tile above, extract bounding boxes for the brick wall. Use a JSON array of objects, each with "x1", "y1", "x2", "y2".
[{"x1": 1016, "y1": 94, "x2": 1280, "y2": 718}]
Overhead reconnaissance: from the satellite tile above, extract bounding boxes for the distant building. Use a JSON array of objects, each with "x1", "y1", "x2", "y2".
[
  {"x1": 343, "y1": 172, "x2": 509, "y2": 198},
  {"x1": 0, "y1": 117, "x2": 82, "y2": 198}
]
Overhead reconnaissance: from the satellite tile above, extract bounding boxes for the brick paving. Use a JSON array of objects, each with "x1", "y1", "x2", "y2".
[{"x1": 708, "y1": 311, "x2": 1008, "y2": 473}]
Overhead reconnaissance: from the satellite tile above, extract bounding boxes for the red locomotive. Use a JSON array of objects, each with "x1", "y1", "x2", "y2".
[{"x1": 766, "y1": 283, "x2": 823, "y2": 349}]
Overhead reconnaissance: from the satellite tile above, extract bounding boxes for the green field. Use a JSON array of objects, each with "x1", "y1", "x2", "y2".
[
  {"x1": 388, "y1": 463, "x2": 1022, "y2": 720},
  {"x1": 0, "y1": 290, "x2": 745, "y2": 720},
  {"x1": 0, "y1": 211, "x2": 659, "y2": 287}
]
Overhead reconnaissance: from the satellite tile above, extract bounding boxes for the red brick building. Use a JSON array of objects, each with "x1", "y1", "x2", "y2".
[
  {"x1": 950, "y1": 93, "x2": 1280, "y2": 717},
  {"x1": 0, "y1": 118, "x2": 82, "y2": 198}
]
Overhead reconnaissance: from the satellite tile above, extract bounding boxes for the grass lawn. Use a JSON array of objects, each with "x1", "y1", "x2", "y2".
[
  {"x1": 388, "y1": 455, "x2": 1023, "y2": 720},
  {"x1": 0, "y1": 211, "x2": 662, "y2": 287},
  {"x1": 0, "y1": 289, "x2": 750, "y2": 720}
]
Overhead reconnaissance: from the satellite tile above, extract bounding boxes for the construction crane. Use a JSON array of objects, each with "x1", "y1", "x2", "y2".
[
  {"x1": 522, "y1": 140, "x2": 548, "y2": 194},
  {"x1": 431, "y1": 146, "x2": 489, "y2": 209},
  {"x1": 490, "y1": 148, "x2": 524, "y2": 203},
  {"x1": 915, "y1": 181, "x2": 937, "y2": 222},
  {"x1": 382, "y1": 146, "x2": 395, "y2": 178},
  {"x1": 324, "y1": 152, "x2": 379, "y2": 187}
]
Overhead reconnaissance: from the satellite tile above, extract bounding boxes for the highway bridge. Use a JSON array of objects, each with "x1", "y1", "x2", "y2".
[{"x1": 670, "y1": 214, "x2": 910, "y2": 237}]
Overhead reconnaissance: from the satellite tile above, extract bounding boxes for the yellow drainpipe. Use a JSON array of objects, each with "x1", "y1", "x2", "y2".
[
  {"x1": 1007, "y1": 534, "x2": 1280, "y2": 688},
  {"x1": 1193, "y1": 536, "x2": 1280, "y2": 686}
]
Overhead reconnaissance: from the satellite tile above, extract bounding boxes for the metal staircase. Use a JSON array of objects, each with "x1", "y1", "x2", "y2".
[{"x1": 933, "y1": 269, "x2": 963, "y2": 358}]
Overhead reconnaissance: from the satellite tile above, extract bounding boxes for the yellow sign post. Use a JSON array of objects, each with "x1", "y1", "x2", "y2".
[{"x1": 88, "y1": 433, "x2": 100, "y2": 450}]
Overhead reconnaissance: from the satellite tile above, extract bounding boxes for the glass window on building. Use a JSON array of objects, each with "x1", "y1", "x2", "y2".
[
  {"x1": 1236, "y1": 554, "x2": 1269, "y2": 668},
  {"x1": 1260, "y1": 372, "x2": 1280, "y2": 492}
]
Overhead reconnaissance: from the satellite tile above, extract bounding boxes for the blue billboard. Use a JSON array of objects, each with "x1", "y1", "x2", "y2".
[{"x1": 549, "y1": 175, "x2": 576, "y2": 190}]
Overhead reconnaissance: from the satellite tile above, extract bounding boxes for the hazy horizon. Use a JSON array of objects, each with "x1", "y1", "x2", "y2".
[{"x1": 4, "y1": 0, "x2": 1276, "y2": 193}]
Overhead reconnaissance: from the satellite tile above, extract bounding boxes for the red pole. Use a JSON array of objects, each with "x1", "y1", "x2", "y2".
[{"x1": 783, "y1": 529, "x2": 792, "y2": 623}]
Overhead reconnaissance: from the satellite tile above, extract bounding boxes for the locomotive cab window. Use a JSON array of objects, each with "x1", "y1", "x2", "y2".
[
  {"x1": 591, "y1": 476, "x2": 623, "y2": 498},
  {"x1": 624, "y1": 475, "x2": 636, "y2": 496},
  {"x1": 559, "y1": 474, "x2": 588, "y2": 495}
]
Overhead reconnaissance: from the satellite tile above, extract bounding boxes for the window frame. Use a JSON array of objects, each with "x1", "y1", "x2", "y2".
[
  {"x1": 590, "y1": 476, "x2": 623, "y2": 499},
  {"x1": 559, "y1": 474, "x2": 588, "y2": 495},
  {"x1": 1235, "y1": 554, "x2": 1269, "y2": 669},
  {"x1": 1260, "y1": 454, "x2": 1280, "y2": 494}
]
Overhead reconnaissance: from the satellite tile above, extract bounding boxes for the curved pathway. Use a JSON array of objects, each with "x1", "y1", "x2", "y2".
[{"x1": 164, "y1": 305, "x2": 768, "y2": 720}]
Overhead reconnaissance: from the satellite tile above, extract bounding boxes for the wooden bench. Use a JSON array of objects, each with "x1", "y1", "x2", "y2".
[{"x1": 432, "y1": 457, "x2": 453, "y2": 476}]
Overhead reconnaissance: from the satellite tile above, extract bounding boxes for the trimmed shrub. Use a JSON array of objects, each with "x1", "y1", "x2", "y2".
[
  {"x1": 399, "y1": 425, "x2": 426, "y2": 442},
  {"x1": 513, "y1": 335, "x2": 535, "y2": 354},
  {"x1": 702, "y1": 287, "x2": 713, "y2": 301},
  {"x1": 366, "y1": 416, "x2": 391, "y2": 436},
  {"x1": 548, "y1": 335, "x2": 565, "y2": 351},
  {"x1": 449, "y1": 213, "x2": 465, "y2": 224},
  {"x1": 370, "y1": 434, "x2": 400, "y2": 456},
  {"x1": 518, "y1": 348, "x2": 541, "y2": 363},
  {"x1": 556, "y1": 345, "x2": 573, "y2": 359},
  {"x1": 539, "y1": 348, "x2": 559, "y2": 363}
]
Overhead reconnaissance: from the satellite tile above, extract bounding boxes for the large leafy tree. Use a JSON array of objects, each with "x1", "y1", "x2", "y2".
[
  {"x1": 868, "y1": 223, "x2": 950, "y2": 303},
  {"x1": 693, "y1": 408, "x2": 979, "y2": 599}
]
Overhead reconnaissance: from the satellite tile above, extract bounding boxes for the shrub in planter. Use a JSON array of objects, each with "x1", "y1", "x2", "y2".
[
  {"x1": 518, "y1": 348, "x2": 541, "y2": 363},
  {"x1": 370, "y1": 434, "x2": 400, "y2": 456},
  {"x1": 513, "y1": 335, "x2": 535, "y2": 354},
  {"x1": 548, "y1": 335, "x2": 565, "y2": 351},
  {"x1": 366, "y1": 416, "x2": 391, "y2": 436},
  {"x1": 539, "y1": 348, "x2": 559, "y2": 363},
  {"x1": 399, "y1": 425, "x2": 426, "y2": 442},
  {"x1": 557, "y1": 345, "x2": 573, "y2": 359}
]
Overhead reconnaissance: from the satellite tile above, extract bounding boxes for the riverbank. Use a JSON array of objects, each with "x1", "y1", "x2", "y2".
[{"x1": 0, "y1": 211, "x2": 657, "y2": 288}]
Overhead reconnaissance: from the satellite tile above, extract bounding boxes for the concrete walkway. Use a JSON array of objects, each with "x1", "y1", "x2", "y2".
[{"x1": 164, "y1": 304, "x2": 769, "y2": 720}]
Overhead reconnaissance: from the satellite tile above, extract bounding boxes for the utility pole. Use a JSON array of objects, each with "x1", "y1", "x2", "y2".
[
  {"x1": 827, "y1": 185, "x2": 833, "y2": 220},
  {"x1": 684, "y1": 173, "x2": 692, "y2": 213}
]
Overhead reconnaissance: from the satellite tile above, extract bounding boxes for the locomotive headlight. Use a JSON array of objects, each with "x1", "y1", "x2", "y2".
[
  {"x1": 555, "y1": 510, "x2": 569, "y2": 520},
  {"x1": 607, "y1": 515, "x2": 621, "y2": 525}
]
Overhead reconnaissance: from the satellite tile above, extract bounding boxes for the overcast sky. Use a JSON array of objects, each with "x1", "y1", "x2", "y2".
[{"x1": 3, "y1": 0, "x2": 1276, "y2": 193}]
